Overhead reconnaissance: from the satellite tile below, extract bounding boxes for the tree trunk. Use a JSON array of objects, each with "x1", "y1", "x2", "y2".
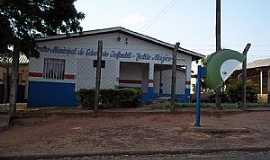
[
  {"x1": 3, "y1": 65, "x2": 10, "y2": 103},
  {"x1": 241, "y1": 43, "x2": 251, "y2": 108},
  {"x1": 215, "y1": 87, "x2": 222, "y2": 109},
  {"x1": 94, "y1": 40, "x2": 103, "y2": 112},
  {"x1": 9, "y1": 46, "x2": 19, "y2": 124},
  {"x1": 170, "y1": 42, "x2": 180, "y2": 112}
]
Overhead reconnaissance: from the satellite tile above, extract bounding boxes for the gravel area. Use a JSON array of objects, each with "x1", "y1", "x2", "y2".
[{"x1": 0, "y1": 111, "x2": 270, "y2": 156}]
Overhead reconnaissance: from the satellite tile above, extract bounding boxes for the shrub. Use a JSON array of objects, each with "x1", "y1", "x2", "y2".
[
  {"x1": 225, "y1": 79, "x2": 258, "y2": 103},
  {"x1": 77, "y1": 88, "x2": 143, "y2": 108},
  {"x1": 191, "y1": 79, "x2": 258, "y2": 104},
  {"x1": 77, "y1": 89, "x2": 95, "y2": 107},
  {"x1": 192, "y1": 90, "x2": 229, "y2": 103}
]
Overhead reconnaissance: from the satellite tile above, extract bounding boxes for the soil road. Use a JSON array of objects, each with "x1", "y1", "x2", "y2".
[{"x1": 0, "y1": 111, "x2": 270, "y2": 157}]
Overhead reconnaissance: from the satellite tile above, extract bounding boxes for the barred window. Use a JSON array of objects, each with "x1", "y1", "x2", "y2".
[{"x1": 43, "y1": 58, "x2": 65, "y2": 80}]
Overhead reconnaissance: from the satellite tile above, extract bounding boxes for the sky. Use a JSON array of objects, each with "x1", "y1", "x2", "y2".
[{"x1": 75, "y1": 0, "x2": 270, "y2": 62}]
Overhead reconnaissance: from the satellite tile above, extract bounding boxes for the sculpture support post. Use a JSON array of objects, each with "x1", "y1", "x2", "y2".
[
  {"x1": 195, "y1": 66, "x2": 202, "y2": 127},
  {"x1": 195, "y1": 66, "x2": 207, "y2": 127}
]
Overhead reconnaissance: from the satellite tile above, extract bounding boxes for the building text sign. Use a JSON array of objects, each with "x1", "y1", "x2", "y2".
[{"x1": 37, "y1": 46, "x2": 173, "y2": 63}]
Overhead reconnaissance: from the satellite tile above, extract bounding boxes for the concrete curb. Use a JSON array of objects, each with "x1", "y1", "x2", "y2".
[
  {"x1": 13, "y1": 110, "x2": 250, "y2": 119},
  {"x1": 244, "y1": 108, "x2": 270, "y2": 112},
  {"x1": 1, "y1": 147, "x2": 270, "y2": 160},
  {"x1": 0, "y1": 114, "x2": 9, "y2": 132},
  {"x1": 3, "y1": 108, "x2": 270, "y2": 119},
  {"x1": 191, "y1": 127, "x2": 251, "y2": 134}
]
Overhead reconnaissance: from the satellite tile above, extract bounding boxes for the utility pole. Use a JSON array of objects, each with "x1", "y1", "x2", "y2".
[
  {"x1": 215, "y1": 0, "x2": 222, "y2": 109},
  {"x1": 94, "y1": 40, "x2": 103, "y2": 112},
  {"x1": 242, "y1": 43, "x2": 251, "y2": 108},
  {"x1": 171, "y1": 42, "x2": 180, "y2": 112},
  {"x1": 216, "y1": 0, "x2": 222, "y2": 51}
]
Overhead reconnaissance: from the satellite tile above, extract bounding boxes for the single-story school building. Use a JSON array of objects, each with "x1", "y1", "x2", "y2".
[
  {"x1": 28, "y1": 27, "x2": 204, "y2": 107},
  {"x1": 232, "y1": 58, "x2": 270, "y2": 103}
]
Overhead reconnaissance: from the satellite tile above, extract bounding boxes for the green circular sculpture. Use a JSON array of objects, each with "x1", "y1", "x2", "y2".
[{"x1": 205, "y1": 49, "x2": 245, "y2": 89}]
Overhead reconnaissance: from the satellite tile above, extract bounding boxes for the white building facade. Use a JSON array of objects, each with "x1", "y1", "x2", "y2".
[{"x1": 28, "y1": 27, "x2": 204, "y2": 107}]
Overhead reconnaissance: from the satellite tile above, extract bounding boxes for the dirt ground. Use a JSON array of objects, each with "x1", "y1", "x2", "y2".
[{"x1": 0, "y1": 111, "x2": 270, "y2": 156}]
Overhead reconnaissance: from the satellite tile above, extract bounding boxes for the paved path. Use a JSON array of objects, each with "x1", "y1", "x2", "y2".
[{"x1": 32, "y1": 151, "x2": 270, "y2": 160}]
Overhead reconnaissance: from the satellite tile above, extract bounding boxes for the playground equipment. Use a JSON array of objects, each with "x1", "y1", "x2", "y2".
[{"x1": 195, "y1": 49, "x2": 246, "y2": 127}]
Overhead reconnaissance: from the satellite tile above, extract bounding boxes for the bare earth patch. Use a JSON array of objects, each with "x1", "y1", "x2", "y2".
[{"x1": 0, "y1": 111, "x2": 270, "y2": 156}]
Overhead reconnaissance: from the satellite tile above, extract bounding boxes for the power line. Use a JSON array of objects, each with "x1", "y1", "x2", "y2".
[{"x1": 140, "y1": 0, "x2": 177, "y2": 31}]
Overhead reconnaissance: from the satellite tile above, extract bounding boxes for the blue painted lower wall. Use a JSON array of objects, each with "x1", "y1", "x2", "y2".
[
  {"x1": 184, "y1": 88, "x2": 191, "y2": 103},
  {"x1": 28, "y1": 81, "x2": 190, "y2": 107},
  {"x1": 142, "y1": 87, "x2": 155, "y2": 104},
  {"x1": 158, "y1": 93, "x2": 191, "y2": 103},
  {"x1": 28, "y1": 81, "x2": 77, "y2": 107}
]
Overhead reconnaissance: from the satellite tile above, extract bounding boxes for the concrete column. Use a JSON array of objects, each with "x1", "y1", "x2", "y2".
[
  {"x1": 260, "y1": 70, "x2": 263, "y2": 95},
  {"x1": 185, "y1": 64, "x2": 192, "y2": 102},
  {"x1": 268, "y1": 70, "x2": 270, "y2": 93},
  {"x1": 159, "y1": 70, "x2": 163, "y2": 95},
  {"x1": 144, "y1": 62, "x2": 155, "y2": 103},
  {"x1": 148, "y1": 62, "x2": 154, "y2": 85},
  {"x1": 115, "y1": 60, "x2": 120, "y2": 88}
]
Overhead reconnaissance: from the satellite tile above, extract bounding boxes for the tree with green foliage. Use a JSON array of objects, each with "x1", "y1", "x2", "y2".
[
  {"x1": 225, "y1": 79, "x2": 258, "y2": 103},
  {"x1": 0, "y1": 0, "x2": 84, "y2": 124}
]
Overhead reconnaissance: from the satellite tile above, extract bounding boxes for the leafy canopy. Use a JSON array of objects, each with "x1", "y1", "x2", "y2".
[{"x1": 0, "y1": 0, "x2": 85, "y2": 56}]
